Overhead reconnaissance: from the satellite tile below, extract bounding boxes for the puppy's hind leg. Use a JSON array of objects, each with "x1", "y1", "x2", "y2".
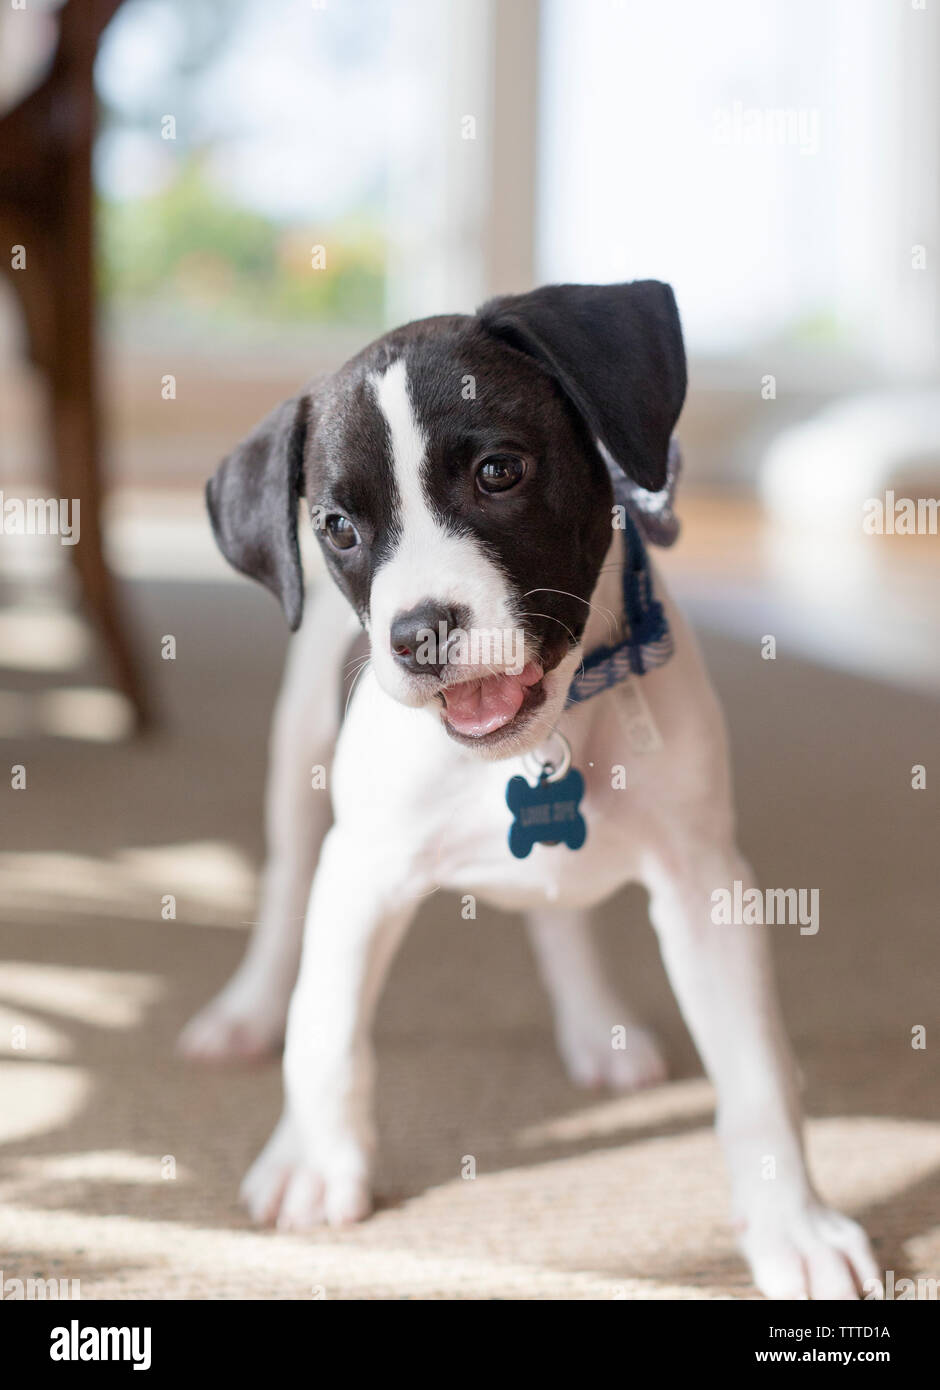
[
  {"x1": 179, "y1": 580, "x2": 359, "y2": 1062},
  {"x1": 525, "y1": 908, "x2": 666, "y2": 1091}
]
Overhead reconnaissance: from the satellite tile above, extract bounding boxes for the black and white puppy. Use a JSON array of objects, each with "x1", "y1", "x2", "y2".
[{"x1": 182, "y1": 281, "x2": 877, "y2": 1299}]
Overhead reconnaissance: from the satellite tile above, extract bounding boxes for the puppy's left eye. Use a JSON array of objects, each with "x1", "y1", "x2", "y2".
[
  {"x1": 324, "y1": 515, "x2": 360, "y2": 551},
  {"x1": 475, "y1": 454, "x2": 527, "y2": 494}
]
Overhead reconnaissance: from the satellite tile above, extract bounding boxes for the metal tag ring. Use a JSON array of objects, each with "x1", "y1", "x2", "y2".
[{"x1": 521, "y1": 729, "x2": 572, "y2": 784}]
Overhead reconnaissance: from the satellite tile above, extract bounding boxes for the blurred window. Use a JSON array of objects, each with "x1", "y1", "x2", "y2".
[
  {"x1": 95, "y1": 0, "x2": 395, "y2": 333},
  {"x1": 537, "y1": 0, "x2": 938, "y2": 379}
]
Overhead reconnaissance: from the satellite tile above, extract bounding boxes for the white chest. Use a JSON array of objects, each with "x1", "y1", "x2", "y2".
[{"x1": 332, "y1": 672, "x2": 664, "y2": 912}]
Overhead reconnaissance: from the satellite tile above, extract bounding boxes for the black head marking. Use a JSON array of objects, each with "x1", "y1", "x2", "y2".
[
  {"x1": 478, "y1": 280, "x2": 686, "y2": 493},
  {"x1": 207, "y1": 283, "x2": 686, "y2": 664}
]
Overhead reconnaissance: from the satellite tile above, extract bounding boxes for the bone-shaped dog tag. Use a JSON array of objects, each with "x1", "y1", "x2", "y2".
[{"x1": 506, "y1": 767, "x2": 587, "y2": 859}]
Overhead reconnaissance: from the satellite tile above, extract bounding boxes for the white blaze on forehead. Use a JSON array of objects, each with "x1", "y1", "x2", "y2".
[
  {"x1": 372, "y1": 356, "x2": 429, "y2": 533},
  {"x1": 368, "y1": 358, "x2": 518, "y2": 655}
]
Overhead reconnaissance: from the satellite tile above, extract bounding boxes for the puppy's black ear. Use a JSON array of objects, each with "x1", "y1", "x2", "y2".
[
  {"x1": 478, "y1": 281, "x2": 686, "y2": 493},
  {"x1": 206, "y1": 394, "x2": 310, "y2": 631}
]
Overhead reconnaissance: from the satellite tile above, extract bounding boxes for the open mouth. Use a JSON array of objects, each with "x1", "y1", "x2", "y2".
[{"x1": 438, "y1": 660, "x2": 546, "y2": 745}]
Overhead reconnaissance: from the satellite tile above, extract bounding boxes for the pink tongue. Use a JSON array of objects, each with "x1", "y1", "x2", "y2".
[{"x1": 441, "y1": 662, "x2": 542, "y2": 738}]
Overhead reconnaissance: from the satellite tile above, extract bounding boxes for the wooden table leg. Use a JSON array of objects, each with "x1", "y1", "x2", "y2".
[{"x1": 0, "y1": 0, "x2": 151, "y2": 731}]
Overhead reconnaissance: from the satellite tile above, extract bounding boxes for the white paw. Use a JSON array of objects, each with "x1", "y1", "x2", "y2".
[
  {"x1": 177, "y1": 972, "x2": 288, "y2": 1064},
  {"x1": 555, "y1": 1012, "x2": 667, "y2": 1092},
  {"x1": 741, "y1": 1203, "x2": 880, "y2": 1300},
  {"x1": 240, "y1": 1118, "x2": 372, "y2": 1230}
]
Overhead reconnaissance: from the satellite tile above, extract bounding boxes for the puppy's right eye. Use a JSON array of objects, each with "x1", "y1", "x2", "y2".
[
  {"x1": 475, "y1": 453, "x2": 527, "y2": 494},
  {"x1": 324, "y1": 515, "x2": 360, "y2": 551}
]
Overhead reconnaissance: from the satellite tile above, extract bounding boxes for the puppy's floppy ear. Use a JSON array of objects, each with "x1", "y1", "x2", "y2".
[
  {"x1": 206, "y1": 393, "x2": 310, "y2": 631},
  {"x1": 478, "y1": 280, "x2": 686, "y2": 493}
]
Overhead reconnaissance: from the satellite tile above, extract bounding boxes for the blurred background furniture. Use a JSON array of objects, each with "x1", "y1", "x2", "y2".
[{"x1": 0, "y1": 0, "x2": 148, "y2": 725}]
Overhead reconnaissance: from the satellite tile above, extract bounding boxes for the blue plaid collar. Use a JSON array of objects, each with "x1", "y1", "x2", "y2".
[{"x1": 565, "y1": 445, "x2": 680, "y2": 707}]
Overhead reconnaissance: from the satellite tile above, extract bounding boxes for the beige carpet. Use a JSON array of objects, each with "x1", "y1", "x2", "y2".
[{"x1": 0, "y1": 578, "x2": 937, "y2": 1300}]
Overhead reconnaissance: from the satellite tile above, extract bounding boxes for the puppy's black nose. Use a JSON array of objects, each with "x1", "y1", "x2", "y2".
[{"x1": 390, "y1": 601, "x2": 462, "y2": 676}]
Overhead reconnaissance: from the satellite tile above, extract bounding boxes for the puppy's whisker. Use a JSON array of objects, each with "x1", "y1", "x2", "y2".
[
  {"x1": 519, "y1": 611, "x2": 587, "y2": 681},
  {"x1": 344, "y1": 658, "x2": 371, "y2": 720},
  {"x1": 520, "y1": 610, "x2": 579, "y2": 647},
  {"x1": 342, "y1": 662, "x2": 371, "y2": 696},
  {"x1": 523, "y1": 587, "x2": 619, "y2": 641}
]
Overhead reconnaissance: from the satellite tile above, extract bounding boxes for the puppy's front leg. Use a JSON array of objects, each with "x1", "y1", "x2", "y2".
[
  {"x1": 242, "y1": 827, "x2": 417, "y2": 1229},
  {"x1": 645, "y1": 840, "x2": 879, "y2": 1300},
  {"x1": 180, "y1": 581, "x2": 356, "y2": 1061}
]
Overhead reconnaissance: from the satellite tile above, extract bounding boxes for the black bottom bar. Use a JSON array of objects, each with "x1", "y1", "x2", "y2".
[{"x1": 3, "y1": 1295, "x2": 933, "y2": 1376}]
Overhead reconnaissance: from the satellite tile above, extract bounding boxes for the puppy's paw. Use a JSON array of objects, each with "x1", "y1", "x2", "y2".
[
  {"x1": 241, "y1": 1119, "x2": 372, "y2": 1230},
  {"x1": 556, "y1": 1013, "x2": 667, "y2": 1092},
  {"x1": 177, "y1": 974, "x2": 288, "y2": 1064},
  {"x1": 741, "y1": 1203, "x2": 879, "y2": 1300},
  {"x1": 277, "y1": 1169, "x2": 372, "y2": 1230}
]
